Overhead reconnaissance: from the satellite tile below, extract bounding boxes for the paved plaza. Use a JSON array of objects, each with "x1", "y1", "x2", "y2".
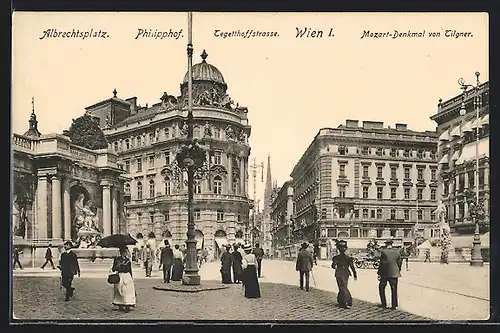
[{"x1": 12, "y1": 260, "x2": 489, "y2": 322}]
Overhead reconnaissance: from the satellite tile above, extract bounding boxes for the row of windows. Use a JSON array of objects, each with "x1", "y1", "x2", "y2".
[
  {"x1": 135, "y1": 209, "x2": 244, "y2": 223},
  {"x1": 337, "y1": 146, "x2": 437, "y2": 159},
  {"x1": 442, "y1": 169, "x2": 487, "y2": 195},
  {"x1": 338, "y1": 186, "x2": 437, "y2": 200},
  {"x1": 112, "y1": 126, "x2": 233, "y2": 152},
  {"x1": 122, "y1": 151, "x2": 225, "y2": 174},
  {"x1": 321, "y1": 207, "x2": 435, "y2": 221},
  {"x1": 339, "y1": 164, "x2": 437, "y2": 181},
  {"x1": 126, "y1": 176, "x2": 239, "y2": 199}
]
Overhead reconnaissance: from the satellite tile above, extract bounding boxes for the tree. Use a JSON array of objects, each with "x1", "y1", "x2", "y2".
[{"x1": 67, "y1": 115, "x2": 108, "y2": 150}]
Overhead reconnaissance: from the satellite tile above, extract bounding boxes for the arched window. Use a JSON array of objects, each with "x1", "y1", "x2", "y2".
[
  {"x1": 164, "y1": 177, "x2": 171, "y2": 195},
  {"x1": 125, "y1": 139, "x2": 130, "y2": 150},
  {"x1": 114, "y1": 142, "x2": 119, "y2": 151},
  {"x1": 124, "y1": 183, "x2": 131, "y2": 194},
  {"x1": 193, "y1": 126, "x2": 201, "y2": 138},
  {"x1": 214, "y1": 128, "x2": 221, "y2": 139},
  {"x1": 213, "y1": 176, "x2": 223, "y2": 194},
  {"x1": 137, "y1": 182, "x2": 143, "y2": 200},
  {"x1": 235, "y1": 230, "x2": 244, "y2": 238},
  {"x1": 149, "y1": 179, "x2": 155, "y2": 198},
  {"x1": 164, "y1": 127, "x2": 170, "y2": 139},
  {"x1": 149, "y1": 133, "x2": 154, "y2": 144},
  {"x1": 137, "y1": 136, "x2": 142, "y2": 146},
  {"x1": 232, "y1": 179, "x2": 239, "y2": 195},
  {"x1": 195, "y1": 183, "x2": 202, "y2": 194}
]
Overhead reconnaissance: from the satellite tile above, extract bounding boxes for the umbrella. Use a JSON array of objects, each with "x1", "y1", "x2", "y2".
[{"x1": 97, "y1": 234, "x2": 137, "y2": 248}]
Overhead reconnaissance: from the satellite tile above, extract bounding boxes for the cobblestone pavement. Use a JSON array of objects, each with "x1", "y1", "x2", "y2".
[{"x1": 12, "y1": 262, "x2": 427, "y2": 322}]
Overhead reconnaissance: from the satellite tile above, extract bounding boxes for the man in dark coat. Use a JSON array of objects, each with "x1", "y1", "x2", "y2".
[
  {"x1": 231, "y1": 243, "x2": 243, "y2": 283},
  {"x1": 220, "y1": 244, "x2": 233, "y2": 284},
  {"x1": 159, "y1": 240, "x2": 174, "y2": 283},
  {"x1": 58, "y1": 241, "x2": 80, "y2": 302},
  {"x1": 377, "y1": 238, "x2": 402, "y2": 309},
  {"x1": 253, "y1": 243, "x2": 264, "y2": 278},
  {"x1": 296, "y1": 242, "x2": 314, "y2": 291},
  {"x1": 332, "y1": 240, "x2": 357, "y2": 309},
  {"x1": 41, "y1": 243, "x2": 56, "y2": 269},
  {"x1": 13, "y1": 246, "x2": 23, "y2": 270}
]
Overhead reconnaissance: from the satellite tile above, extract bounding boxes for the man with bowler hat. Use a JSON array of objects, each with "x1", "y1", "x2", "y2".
[
  {"x1": 377, "y1": 238, "x2": 402, "y2": 309},
  {"x1": 332, "y1": 240, "x2": 357, "y2": 309},
  {"x1": 159, "y1": 240, "x2": 174, "y2": 283},
  {"x1": 57, "y1": 241, "x2": 80, "y2": 302},
  {"x1": 296, "y1": 242, "x2": 314, "y2": 291}
]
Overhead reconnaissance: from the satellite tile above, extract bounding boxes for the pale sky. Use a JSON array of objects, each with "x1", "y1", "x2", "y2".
[{"x1": 12, "y1": 12, "x2": 488, "y2": 206}]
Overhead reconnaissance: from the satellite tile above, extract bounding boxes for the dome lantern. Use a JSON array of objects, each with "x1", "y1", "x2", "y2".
[{"x1": 182, "y1": 49, "x2": 226, "y2": 85}]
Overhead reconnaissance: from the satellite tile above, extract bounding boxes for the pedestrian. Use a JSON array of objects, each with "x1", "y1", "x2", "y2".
[
  {"x1": 41, "y1": 243, "x2": 56, "y2": 269},
  {"x1": 253, "y1": 243, "x2": 264, "y2": 278},
  {"x1": 159, "y1": 240, "x2": 174, "y2": 283},
  {"x1": 296, "y1": 242, "x2": 314, "y2": 291},
  {"x1": 139, "y1": 245, "x2": 145, "y2": 269},
  {"x1": 57, "y1": 241, "x2": 80, "y2": 302},
  {"x1": 143, "y1": 243, "x2": 155, "y2": 277},
  {"x1": 13, "y1": 246, "x2": 23, "y2": 270},
  {"x1": 313, "y1": 243, "x2": 320, "y2": 265},
  {"x1": 332, "y1": 240, "x2": 357, "y2": 309},
  {"x1": 200, "y1": 247, "x2": 209, "y2": 267},
  {"x1": 111, "y1": 246, "x2": 136, "y2": 312},
  {"x1": 231, "y1": 244, "x2": 243, "y2": 283},
  {"x1": 241, "y1": 244, "x2": 261, "y2": 298},
  {"x1": 424, "y1": 249, "x2": 431, "y2": 263},
  {"x1": 400, "y1": 246, "x2": 410, "y2": 271},
  {"x1": 220, "y1": 245, "x2": 233, "y2": 284},
  {"x1": 171, "y1": 244, "x2": 184, "y2": 281},
  {"x1": 377, "y1": 238, "x2": 402, "y2": 310}
]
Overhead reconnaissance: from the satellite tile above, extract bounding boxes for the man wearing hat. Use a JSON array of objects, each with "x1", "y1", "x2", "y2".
[
  {"x1": 159, "y1": 240, "x2": 174, "y2": 283},
  {"x1": 220, "y1": 244, "x2": 233, "y2": 284},
  {"x1": 295, "y1": 242, "x2": 314, "y2": 291},
  {"x1": 377, "y1": 238, "x2": 402, "y2": 309},
  {"x1": 57, "y1": 241, "x2": 80, "y2": 302},
  {"x1": 253, "y1": 243, "x2": 264, "y2": 278},
  {"x1": 331, "y1": 240, "x2": 357, "y2": 309}
]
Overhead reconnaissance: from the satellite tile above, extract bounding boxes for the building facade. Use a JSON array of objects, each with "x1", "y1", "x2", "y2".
[
  {"x1": 430, "y1": 81, "x2": 489, "y2": 247},
  {"x1": 12, "y1": 105, "x2": 126, "y2": 264},
  {"x1": 290, "y1": 120, "x2": 439, "y2": 259},
  {"x1": 270, "y1": 180, "x2": 294, "y2": 258},
  {"x1": 86, "y1": 51, "x2": 252, "y2": 255}
]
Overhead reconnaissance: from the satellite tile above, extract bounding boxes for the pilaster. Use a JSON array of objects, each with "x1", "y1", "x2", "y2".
[
  {"x1": 51, "y1": 175, "x2": 62, "y2": 239},
  {"x1": 36, "y1": 175, "x2": 48, "y2": 239}
]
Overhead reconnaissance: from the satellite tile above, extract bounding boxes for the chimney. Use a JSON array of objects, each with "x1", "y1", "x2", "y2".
[
  {"x1": 126, "y1": 97, "x2": 138, "y2": 114},
  {"x1": 395, "y1": 123, "x2": 408, "y2": 131},
  {"x1": 362, "y1": 121, "x2": 384, "y2": 130},
  {"x1": 345, "y1": 119, "x2": 359, "y2": 128}
]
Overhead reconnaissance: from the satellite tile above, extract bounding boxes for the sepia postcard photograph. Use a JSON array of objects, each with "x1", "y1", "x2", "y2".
[{"x1": 10, "y1": 11, "x2": 490, "y2": 323}]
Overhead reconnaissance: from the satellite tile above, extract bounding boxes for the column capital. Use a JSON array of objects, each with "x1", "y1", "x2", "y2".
[
  {"x1": 51, "y1": 174, "x2": 60, "y2": 181},
  {"x1": 101, "y1": 180, "x2": 113, "y2": 187}
]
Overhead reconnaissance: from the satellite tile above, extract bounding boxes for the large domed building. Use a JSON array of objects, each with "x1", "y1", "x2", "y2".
[{"x1": 86, "y1": 50, "x2": 252, "y2": 257}]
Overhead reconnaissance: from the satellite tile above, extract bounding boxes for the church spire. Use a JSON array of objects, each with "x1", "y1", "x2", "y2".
[
  {"x1": 263, "y1": 154, "x2": 273, "y2": 215},
  {"x1": 24, "y1": 97, "x2": 41, "y2": 138}
]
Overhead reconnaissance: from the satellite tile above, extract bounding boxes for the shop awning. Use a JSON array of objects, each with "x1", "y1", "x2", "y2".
[
  {"x1": 452, "y1": 232, "x2": 489, "y2": 249},
  {"x1": 455, "y1": 138, "x2": 489, "y2": 165},
  {"x1": 438, "y1": 154, "x2": 449, "y2": 165},
  {"x1": 451, "y1": 150, "x2": 461, "y2": 161},
  {"x1": 461, "y1": 120, "x2": 473, "y2": 134},
  {"x1": 439, "y1": 130, "x2": 450, "y2": 141},
  {"x1": 450, "y1": 125, "x2": 461, "y2": 137},
  {"x1": 215, "y1": 238, "x2": 228, "y2": 248},
  {"x1": 480, "y1": 114, "x2": 489, "y2": 127},
  {"x1": 470, "y1": 118, "x2": 481, "y2": 129}
]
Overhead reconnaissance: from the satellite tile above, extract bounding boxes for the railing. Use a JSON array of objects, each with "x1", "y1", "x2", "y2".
[{"x1": 12, "y1": 134, "x2": 36, "y2": 152}]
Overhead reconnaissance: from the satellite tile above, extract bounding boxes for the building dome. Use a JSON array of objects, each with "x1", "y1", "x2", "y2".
[{"x1": 183, "y1": 50, "x2": 225, "y2": 85}]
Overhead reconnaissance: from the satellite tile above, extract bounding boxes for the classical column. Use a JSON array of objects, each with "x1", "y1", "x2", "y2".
[
  {"x1": 51, "y1": 175, "x2": 62, "y2": 239},
  {"x1": 37, "y1": 175, "x2": 48, "y2": 239},
  {"x1": 63, "y1": 177, "x2": 71, "y2": 240},
  {"x1": 119, "y1": 189, "x2": 126, "y2": 233},
  {"x1": 227, "y1": 153, "x2": 233, "y2": 194},
  {"x1": 102, "y1": 182, "x2": 112, "y2": 236},
  {"x1": 464, "y1": 171, "x2": 469, "y2": 188},
  {"x1": 239, "y1": 156, "x2": 245, "y2": 196},
  {"x1": 455, "y1": 203, "x2": 460, "y2": 219},
  {"x1": 464, "y1": 202, "x2": 469, "y2": 220},
  {"x1": 112, "y1": 187, "x2": 119, "y2": 235},
  {"x1": 455, "y1": 174, "x2": 460, "y2": 193}
]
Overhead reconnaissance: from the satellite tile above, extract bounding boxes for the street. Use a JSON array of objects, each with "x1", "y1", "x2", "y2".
[{"x1": 12, "y1": 259, "x2": 489, "y2": 321}]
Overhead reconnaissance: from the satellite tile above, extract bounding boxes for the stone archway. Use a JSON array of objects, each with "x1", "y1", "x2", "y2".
[
  {"x1": 235, "y1": 230, "x2": 244, "y2": 245},
  {"x1": 214, "y1": 229, "x2": 227, "y2": 258},
  {"x1": 162, "y1": 230, "x2": 173, "y2": 246},
  {"x1": 337, "y1": 231, "x2": 349, "y2": 239},
  {"x1": 12, "y1": 174, "x2": 35, "y2": 239},
  {"x1": 195, "y1": 230, "x2": 204, "y2": 250}
]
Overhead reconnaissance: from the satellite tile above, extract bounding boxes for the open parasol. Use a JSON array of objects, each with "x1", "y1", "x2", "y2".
[{"x1": 97, "y1": 233, "x2": 138, "y2": 248}]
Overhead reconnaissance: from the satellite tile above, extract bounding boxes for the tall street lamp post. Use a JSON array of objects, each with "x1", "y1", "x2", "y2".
[
  {"x1": 458, "y1": 72, "x2": 484, "y2": 267},
  {"x1": 182, "y1": 12, "x2": 201, "y2": 284}
]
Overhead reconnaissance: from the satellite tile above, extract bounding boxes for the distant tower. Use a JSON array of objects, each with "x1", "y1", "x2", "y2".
[
  {"x1": 24, "y1": 97, "x2": 41, "y2": 138},
  {"x1": 263, "y1": 154, "x2": 273, "y2": 215}
]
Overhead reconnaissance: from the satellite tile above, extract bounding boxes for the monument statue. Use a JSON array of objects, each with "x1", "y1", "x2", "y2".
[
  {"x1": 74, "y1": 193, "x2": 101, "y2": 247},
  {"x1": 433, "y1": 200, "x2": 452, "y2": 263}
]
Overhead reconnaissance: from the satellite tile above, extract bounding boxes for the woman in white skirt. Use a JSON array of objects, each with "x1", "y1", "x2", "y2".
[{"x1": 111, "y1": 246, "x2": 136, "y2": 312}]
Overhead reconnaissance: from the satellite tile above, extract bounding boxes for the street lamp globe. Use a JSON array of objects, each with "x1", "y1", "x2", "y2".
[{"x1": 459, "y1": 102, "x2": 466, "y2": 116}]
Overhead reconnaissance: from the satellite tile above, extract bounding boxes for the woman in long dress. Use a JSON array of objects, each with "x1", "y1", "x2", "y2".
[
  {"x1": 241, "y1": 244, "x2": 261, "y2": 298},
  {"x1": 231, "y1": 244, "x2": 243, "y2": 283},
  {"x1": 171, "y1": 244, "x2": 184, "y2": 281},
  {"x1": 111, "y1": 246, "x2": 136, "y2": 312}
]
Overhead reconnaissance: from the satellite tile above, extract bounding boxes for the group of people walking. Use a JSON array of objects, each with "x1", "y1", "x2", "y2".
[{"x1": 220, "y1": 242, "x2": 262, "y2": 299}]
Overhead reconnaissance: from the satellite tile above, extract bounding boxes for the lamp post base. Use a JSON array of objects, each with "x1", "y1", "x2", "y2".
[
  {"x1": 182, "y1": 271, "x2": 201, "y2": 285},
  {"x1": 182, "y1": 238, "x2": 201, "y2": 285},
  {"x1": 470, "y1": 223, "x2": 484, "y2": 267}
]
